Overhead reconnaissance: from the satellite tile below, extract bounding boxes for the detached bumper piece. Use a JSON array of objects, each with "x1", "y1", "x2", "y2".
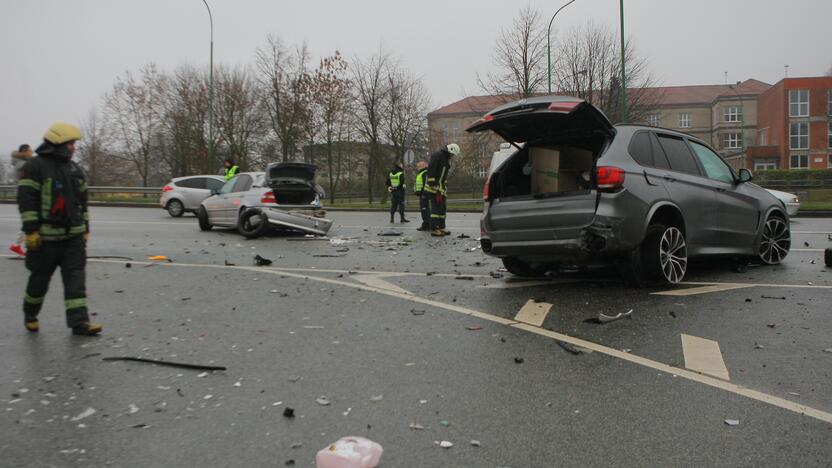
[{"x1": 262, "y1": 207, "x2": 333, "y2": 236}]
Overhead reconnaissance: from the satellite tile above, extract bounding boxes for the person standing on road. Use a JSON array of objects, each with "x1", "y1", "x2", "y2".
[
  {"x1": 425, "y1": 143, "x2": 459, "y2": 237},
  {"x1": 223, "y1": 158, "x2": 239, "y2": 182},
  {"x1": 17, "y1": 122, "x2": 102, "y2": 336},
  {"x1": 386, "y1": 162, "x2": 409, "y2": 224},
  {"x1": 413, "y1": 160, "x2": 430, "y2": 231},
  {"x1": 9, "y1": 144, "x2": 34, "y2": 257}
]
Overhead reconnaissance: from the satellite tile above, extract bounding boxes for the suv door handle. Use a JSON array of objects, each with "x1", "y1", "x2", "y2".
[
  {"x1": 716, "y1": 187, "x2": 727, "y2": 192},
  {"x1": 663, "y1": 174, "x2": 676, "y2": 182}
]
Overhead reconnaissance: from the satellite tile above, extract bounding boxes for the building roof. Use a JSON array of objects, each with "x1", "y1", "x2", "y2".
[{"x1": 428, "y1": 79, "x2": 772, "y2": 116}]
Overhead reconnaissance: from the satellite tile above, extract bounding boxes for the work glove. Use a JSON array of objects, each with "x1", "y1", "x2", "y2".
[{"x1": 25, "y1": 232, "x2": 42, "y2": 251}]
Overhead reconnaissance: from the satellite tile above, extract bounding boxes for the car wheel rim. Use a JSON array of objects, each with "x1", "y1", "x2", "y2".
[
  {"x1": 759, "y1": 217, "x2": 790, "y2": 265},
  {"x1": 659, "y1": 227, "x2": 687, "y2": 284},
  {"x1": 242, "y1": 213, "x2": 263, "y2": 232},
  {"x1": 169, "y1": 201, "x2": 183, "y2": 215}
]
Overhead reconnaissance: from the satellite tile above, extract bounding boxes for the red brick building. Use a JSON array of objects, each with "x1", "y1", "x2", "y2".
[{"x1": 748, "y1": 76, "x2": 832, "y2": 170}]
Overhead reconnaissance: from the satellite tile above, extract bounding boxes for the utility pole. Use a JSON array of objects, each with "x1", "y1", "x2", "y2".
[
  {"x1": 201, "y1": 0, "x2": 215, "y2": 163},
  {"x1": 547, "y1": 0, "x2": 577, "y2": 94},
  {"x1": 619, "y1": 0, "x2": 628, "y2": 122}
]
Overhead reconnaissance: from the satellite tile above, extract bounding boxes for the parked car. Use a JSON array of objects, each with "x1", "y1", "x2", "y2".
[
  {"x1": 197, "y1": 163, "x2": 333, "y2": 238},
  {"x1": 160, "y1": 175, "x2": 226, "y2": 217},
  {"x1": 468, "y1": 96, "x2": 791, "y2": 284},
  {"x1": 765, "y1": 189, "x2": 800, "y2": 216}
]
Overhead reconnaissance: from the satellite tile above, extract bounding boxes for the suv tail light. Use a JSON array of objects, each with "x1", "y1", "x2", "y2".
[
  {"x1": 260, "y1": 191, "x2": 276, "y2": 204},
  {"x1": 596, "y1": 166, "x2": 625, "y2": 192},
  {"x1": 547, "y1": 101, "x2": 581, "y2": 113},
  {"x1": 483, "y1": 174, "x2": 492, "y2": 201},
  {"x1": 162, "y1": 185, "x2": 174, "y2": 192}
]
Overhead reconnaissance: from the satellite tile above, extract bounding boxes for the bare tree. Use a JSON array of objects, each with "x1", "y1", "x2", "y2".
[
  {"x1": 255, "y1": 35, "x2": 312, "y2": 163},
  {"x1": 479, "y1": 6, "x2": 547, "y2": 99},
  {"x1": 552, "y1": 21, "x2": 661, "y2": 123},
  {"x1": 103, "y1": 64, "x2": 164, "y2": 186},
  {"x1": 351, "y1": 50, "x2": 392, "y2": 203},
  {"x1": 77, "y1": 109, "x2": 118, "y2": 185},
  {"x1": 157, "y1": 66, "x2": 213, "y2": 177},
  {"x1": 309, "y1": 52, "x2": 352, "y2": 203},
  {"x1": 383, "y1": 67, "x2": 430, "y2": 167},
  {"x1": 213, "y1": 65, "x2": 266, "y2": 170}
]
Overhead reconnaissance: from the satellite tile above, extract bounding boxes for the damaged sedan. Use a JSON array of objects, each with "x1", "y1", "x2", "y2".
[
  {"x1": 469, "y1": 96, "x2": 790, "y2": 285},
  {"x1": 197, "y1": 163, "x2": 332, "y2": 238}
]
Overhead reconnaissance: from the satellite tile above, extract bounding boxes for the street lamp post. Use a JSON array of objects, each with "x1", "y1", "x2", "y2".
[
  {"x1": 201, "y1": 0, "x2": 214, "y2": 163},
  {"x1": 547, "y1": 0, "x2": 576, "y2": 94},
  {"x1": 619, "y1": 0, "x2": 627, "y2": 122}
]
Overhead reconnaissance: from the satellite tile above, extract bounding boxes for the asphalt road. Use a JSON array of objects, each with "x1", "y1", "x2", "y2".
[{"x1": 1, "y1": 205, "x2": 831, "y2": 467}]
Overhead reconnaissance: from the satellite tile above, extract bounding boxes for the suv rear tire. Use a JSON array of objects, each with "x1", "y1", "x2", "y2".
[
  {"x1": 502, "y1": 257, "x2": 547, "y2": 277},
  {"x1": 197, "y1": 206, "x2": 212, "y2": 231},
  {"x1": 166, "y1": 199, "x2": 185, "y2": 217},
  {"x1": 623, "y1": 223, "x2": 687, "y2": 285},
  {"x1": 238, "y1": 208, "x2": 270, "y2": 239}
]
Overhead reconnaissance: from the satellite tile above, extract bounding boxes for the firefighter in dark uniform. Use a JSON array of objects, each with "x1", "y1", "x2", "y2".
[
  {"x1": 413, "y1": 160, "x2": 430, "y2": 231},
  {"x1": 17, "y1": 122, "x2": 102, "y2": 336},
  {"x1": 386, "y1": 162, "x2": 409, "y2": 223},
  {"x1": 425, "y1": 143, "x2": 459, "y2": 237}
]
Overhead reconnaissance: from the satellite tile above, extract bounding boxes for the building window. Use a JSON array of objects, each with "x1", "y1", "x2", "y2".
[
  {"x1": 789, "y1": 153, "x2": 808, "y2": 169},
  {"x1": 451, "y1": 122, "x2": 460, "y2": 141},
  {"x1": 647, "y1": 114, "x2": 659, "y2": 127},
  {"x1": 723, "y1": 106, "x2": 743, "y2": 122},
  {"x1": 758, "y1": 128, "x2": 768, "y2": 146},
  {"x1": 754, "y1": 162, "x2": 777, "y2": 171},
  {"x1": 828, "y1": 121, "x2": 832, "y2": 148},
  {"x1": 828, "y1": 154, "x2": 832, "y2": 169},
  {"x1": 789, "y1": 89, "x2": 809, "y2": 117},
  {"x1": 678, "y1": 113, "x2": 691, "y2": 128},
  {"x1": 828, "y1": 89, "x2": 832, "y2": 116},
  {"x1": 790, "y1": 121, "x2": 809, "y2": 149},
  {"x1": 723, "y1": 133, "x2": 742, "y2": 149}
]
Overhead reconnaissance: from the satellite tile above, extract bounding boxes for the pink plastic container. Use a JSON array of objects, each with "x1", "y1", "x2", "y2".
[{"x1": 315, "y1": 436, "x2": 383, "y2": 468}]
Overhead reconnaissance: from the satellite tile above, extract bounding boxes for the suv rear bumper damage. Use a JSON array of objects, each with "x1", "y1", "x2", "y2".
[{"x1": 480, "y1": 214, "x2": 633, "y2": 263}]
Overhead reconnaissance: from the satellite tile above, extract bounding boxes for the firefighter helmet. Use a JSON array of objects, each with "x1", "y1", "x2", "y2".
[
  {"x1": 44, "y1": 122, "x2": 82, "y2": 145},
  {"x1": 446, "y1": 143, "x2": 460, "y2": 156}
]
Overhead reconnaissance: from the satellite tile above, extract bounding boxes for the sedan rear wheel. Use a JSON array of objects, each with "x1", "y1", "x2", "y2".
[
  {"x1": 238, "y1": 208, "x2": 271, "y2": 239},
  {"x1": 197, "y1": 206, "x2": 212, "y2": 231},
  {"x1": 758, "y1": 214, "x2": 790, "y2": 265},
  {"x1": 166, "y1": 199, "x2": 185, "y2": 217}
]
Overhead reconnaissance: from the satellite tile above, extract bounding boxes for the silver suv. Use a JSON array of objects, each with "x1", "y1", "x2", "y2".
[{"x1": 468, "y1": 96, "x2": 790, "y2": 284}]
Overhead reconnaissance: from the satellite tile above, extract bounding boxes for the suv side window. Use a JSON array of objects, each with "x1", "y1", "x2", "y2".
[
  {"x1": 655, "y1": 134, "x2": 700, "y2": 175},
  {"x1": 689, "y1": 141, "x2": 734, "y2": 184},
  {"x1": 206, "y1": 178, "x2": 224, "y2": 192},
  {"x1": 232, "y1": 174, "x2": 253, "y2": 192},
  {"x1": 648, "y1": 133, "x2": 671, "y2": 169},
  {"x1": 628, "y1": 132, "x2": 653, "y2": 166}
]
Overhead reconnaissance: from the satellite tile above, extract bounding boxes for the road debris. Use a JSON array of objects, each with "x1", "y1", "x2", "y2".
[
  {"x1": 102, "y1": 357, "x2": 227, "y2": 371},
  {"x1": 470, "y1": 440, "x2": 481, "y2": 447},
  {"x1": 597, "y1": 309, "x2": 633, "y2": 323},
  {"x1": 377, "y1": 231, "x2": 402, "y2": 237},
  {"x1": 823, "y1": 349, "x2": 832, "y2": 354},
  {"x1": 754, "y1": 342, "x2": 764, "y2": 350},
  {"x1": 466, "y1": 326, "x2": 483, "y2": 331},
  {"x1": 70, "y1": 407, "x2": 96, "y2": 422},
  {"x1": 254, "y1": 254, "x2": 273, "y2": 266},
  {"x1": 724, "y1": 419, "x2": 740, "y2": 426},
  {"x1": 224, "y1": 260, "x2": 236, "y2": 266},
  {"x1": 314, "y1": 254, "x2": 347, "y2": 258},
  {"x1": 316, "y1": 437, "x2": 383, "y2": 468},
  {"x1": 761, "y1": 295, "x2": 786, "y2": 300},
  {"x1": 316, "y1": 396, "x2": 332, "y2": 406},
  {"x1": 408, "y1": 423, "x2": 425, "y2": 430},
  {"x1": 437, "y1": 441, "x2": 454, "y2": 449},
  {"x1": 557, "y1": 341, "x2": 592, "y2": 355},
  {"x1": 370, "y1": 395, "x2": 383, "y2": 402},
  {"x1": 456, "y1": 234, "x2": 470, "y2": 239},
  {"x1": 767, "y1": 323, "x2": 776, "y2": 328},
  {"x1": 514, "y1": 357, "x2": 524, "y2": 364},
  {"x1": 147, "y1": 255, "x2": 167, "y2": 261},
  {"x1": 410, "y1": 309, "x2": 426, "y2": 316},
  {"x1": 283, "y1": 407, "x2": 295, "y2": 418},
  {"x1": 455, "y1": 276, "x2": 475, "y2": 280}
]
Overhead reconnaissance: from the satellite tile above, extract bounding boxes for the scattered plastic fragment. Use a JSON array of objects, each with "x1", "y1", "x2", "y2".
[
  {"x1": 316, "y1": 396, "x2": 331, "y2": 406},
  {"x1": 224, "y1": 260, "x2": 236, "y2": 266},
  {"x1": 787, "y1": 392, "x2": 801, "y2": 396},
  {"x1": 316, "y1": 436, "x2": 383, "y2": 468},
  {"x1": 470, "y1": 440, "x2": 481, "y2": 447},
  {"x1": 767, "y1": 323, "x2": 776, "y2": 328},
  {"x1": 370, "y1": 395, "x2": 383, "y2": 402},
  {"x1": 70, "y1": 407, "x2": 96, "y2": 421},
  {"x1": 455, "y1": 276, "x2": 474, "y2": 280},
  {"x1": 102, "y1": 357, "x2": 226, "y2": 371},
  {"x1": 514, "y1": 357, "x2": 524, "y2": 364},
  {"x1": 254, "y1": 254, "x2": 273, "y2": 266},
  {"x1": 761, "y1": 295, "x2": 786, "y2": 300},
  {"x1": 410, "y1": 309, "x2": 425, "y2": 316},
  {"x1": 557, "y1": 341, "x2": 591, "y2": 355},
  {"x1": 128, "y1": 404, "x2": 139, "y2": 414},
  {"x1": 283, "y1": 407, "x2": 295, "y2": 418},
  {"x1": 597, "y1": 309, "x2": 633, "y2": 323},
  {"x1": 823, "y1": 349, "x2": 832, "y2": 354},
  {"x1": 408, "y1": 423, "x2": 425, "y2": 430},
  {"x1": 466, "y1": 326, "x2": 483, "y2": 331},
  {"x1": 456, "y1": 234, "x2": 470, "y2": 239},
  {"x1": 437, "y1": 441, "x2": 453, "y2": 449},
  {"x1": 724, "y1": 419, "x2": 740, "y2": 426},
  {"x1": 290, "y1": 442, "x2": 303, "y2": 449},
  {"x1": 147, "y1": 255, "x2": 167, "y2": 261},
  {"x1": 439, "y1": 420, "x2": 450, "y2": 427},
  {"x1": 377, "y1": 231, "x2": 402, "y2": 237}
]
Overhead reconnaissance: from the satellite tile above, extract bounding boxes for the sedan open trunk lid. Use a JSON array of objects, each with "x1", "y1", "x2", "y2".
[
  {"x1": 466, "y1": 96, "x2": 615, "y2": 143},
  {"x1": 267, "y1": 162, "x2": 317, "y2": 186}
]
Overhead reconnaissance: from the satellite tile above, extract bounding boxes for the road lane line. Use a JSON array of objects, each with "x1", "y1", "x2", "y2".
[
  {"x1": 681, "y1": 334, "x2": 730, "y2": 381},
  {"x1": 514, "y1": 300, "x2": 552, "y2": 327},
  {"x1": 680, "y1": 281, "x2": 832, "y2": 290},
  {"x1": 68, "y1": 257, "x2": 832, "y2": 424},
  {"x1": 651, "y1": 283, "x2": 755, "y2": 296},
  {"x1": 791, "y1": 249, "x2": 825, "y2": 252},
  {"x1": 351, "y1": 274, "x2": 413, "y2": 295},
  {"x1": 0, "y1": 217, "x2": 190, "y2": 227}
]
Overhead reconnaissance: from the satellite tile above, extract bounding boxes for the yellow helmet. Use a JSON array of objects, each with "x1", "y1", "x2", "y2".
[
  {"x1": 446, "y1": 143, "x2": 460, "y2": 156},
  {"x1": 44, "y1": 122, "x2": 82, "y2": 145}
]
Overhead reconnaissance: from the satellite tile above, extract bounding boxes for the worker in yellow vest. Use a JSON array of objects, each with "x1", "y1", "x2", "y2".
[
  {"x1": 386, "y1": 162, "x2": 409, "y2": 223},
  {"x1": 413, "y1": 161, "x2": 430, "y2": 231}
]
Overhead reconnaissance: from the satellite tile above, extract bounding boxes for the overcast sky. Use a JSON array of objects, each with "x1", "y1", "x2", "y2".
[{"x1": 2, "y1": 0, "x2": 830, "y2": 153}]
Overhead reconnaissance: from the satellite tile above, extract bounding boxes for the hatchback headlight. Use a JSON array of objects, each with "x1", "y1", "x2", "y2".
[{"x1": 792, "y1": 197, "x2": 799, "y2": 203}]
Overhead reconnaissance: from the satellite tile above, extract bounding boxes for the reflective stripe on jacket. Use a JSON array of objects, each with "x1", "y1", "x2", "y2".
[
  {"x1": 414, "y1": 169, "x2": 427, "y2": 193},
  {"x1": 224, "y1": 165, "x2": 239, "y2": 181},
  {"x1": 388, "y1": 170, "x2": 405, "y2": 190}
]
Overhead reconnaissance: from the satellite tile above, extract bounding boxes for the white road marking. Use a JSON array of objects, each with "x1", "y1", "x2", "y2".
[
  {"x1": 791, "y1": 248, "x2": 825, "y2": 252},
  {"x1": 351, "y1": 274, "x2": 413, "y2": 295},
  {"x1": 681, "y1": 281, "x2": 832, "y2": 290},
  {"x1": 0, "y1": 217, "x2": 188, "y2": 227},
  {"x1": 791, "y1": 231, "x2": 832, "y2": 234},
  {"x1": 681, "y1": 334, "x2": 730, "y2": 381},
  {"x1": 652, "y1": 283, "x2": 755, "y2": 296},
  {"x1": 514, "y1": 300, "x2": 552, "y2": 327},
  {"x1": 63, "y1": 257, "x2": 832, "y2": 424}
]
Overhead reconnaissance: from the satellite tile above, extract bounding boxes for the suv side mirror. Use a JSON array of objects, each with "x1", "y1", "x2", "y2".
[{"x1": 737, "y1": 168, "x2": 753, "y2": 183}]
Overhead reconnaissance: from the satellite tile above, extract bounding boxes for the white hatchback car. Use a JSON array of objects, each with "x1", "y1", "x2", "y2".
[
  {"x1": 765, "y1": 189, "x2": 800, "y2": 217},
  {"x1": 160, "y1": 175, "x2": 226, "y2": 217}
]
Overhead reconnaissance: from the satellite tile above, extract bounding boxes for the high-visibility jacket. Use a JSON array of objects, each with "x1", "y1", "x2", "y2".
[
  {"x1": 414, "y1": 169, "x2": 427, "y2": 194},
  {"x1": 224, "y1": 165, "x2": 239, "y2": 181},
  {"x1": 18, "y1": 143, "x2": 89, "y2": 241},
  {"x1": 425, "y1": 149, "x2": 450, "y2": 194},
  {"x1": 388, "y1": 169, "x2": 405, "y2": 191}
]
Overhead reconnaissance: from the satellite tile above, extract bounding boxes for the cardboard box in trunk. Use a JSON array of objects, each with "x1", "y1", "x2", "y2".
[{"x1": 529, "y1": 146, "x2": 593, "y2": 194}]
